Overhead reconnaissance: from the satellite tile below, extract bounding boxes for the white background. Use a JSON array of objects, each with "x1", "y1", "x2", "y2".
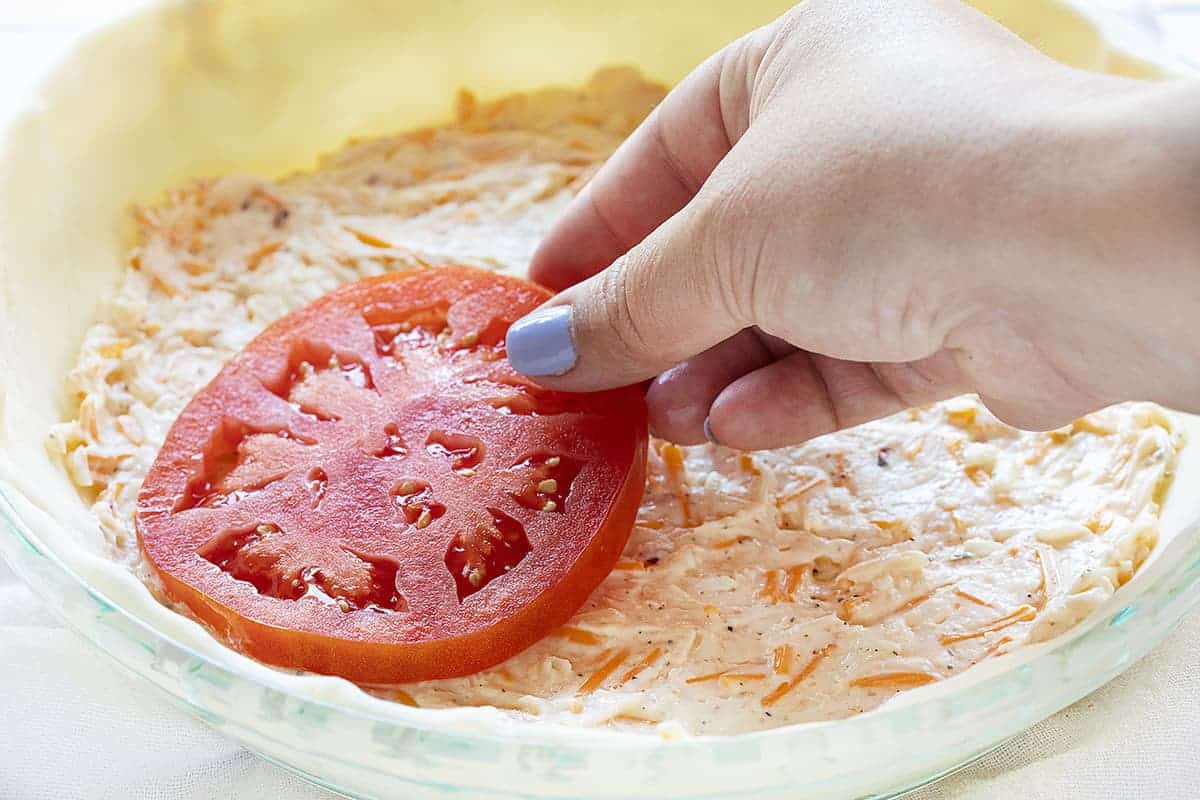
[{"x1": 1, "y1": 2, "x2": 1199, "y2": 798}]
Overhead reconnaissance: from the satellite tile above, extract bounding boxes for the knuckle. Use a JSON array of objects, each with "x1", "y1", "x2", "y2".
[
  {"x1": 598, "y1": 260, "x2": 658, "y2": 362},
  {"x1": 649, "y1": 114, "x2": 706, "y2": 197},
  {"x1": 866, "y1": 272, "x2": 940, "y2": 362},
  {"x1": 696, "y1": 176, "x2": 777, "y2": 328}
]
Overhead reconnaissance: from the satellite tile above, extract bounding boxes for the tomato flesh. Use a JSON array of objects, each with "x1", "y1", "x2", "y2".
[{"x1": 136, "y1": 266, "x2": 647, "y2": 683}]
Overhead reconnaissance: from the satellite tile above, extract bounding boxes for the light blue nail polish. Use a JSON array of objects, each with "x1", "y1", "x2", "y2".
[
  {"x1": 703, "y1": 416, "x2": 720, "y2": 446},
  {"x1": 506, "y1": 305, "x2": 577, "y2": 376}
]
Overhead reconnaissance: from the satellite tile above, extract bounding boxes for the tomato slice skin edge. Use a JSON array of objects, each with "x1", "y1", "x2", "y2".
[{"x1": 135, "y1": 265, "x2": 649, "y2": 684}]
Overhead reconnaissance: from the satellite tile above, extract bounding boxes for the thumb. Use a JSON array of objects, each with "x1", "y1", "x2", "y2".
[{"x1": 506, "y1": 198, "x2": 749, "y2": 392}]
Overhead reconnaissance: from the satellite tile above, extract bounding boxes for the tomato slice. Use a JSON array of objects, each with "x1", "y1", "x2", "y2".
[{"x1": 135, "y1": 266, "x2": 647, "y2": 683}]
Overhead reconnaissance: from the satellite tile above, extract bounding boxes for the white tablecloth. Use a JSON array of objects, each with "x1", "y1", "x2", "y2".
[
  {"x1": 1, "y1": 556, "x2": 1198, "y2": 800},
  {"x1": 3, "y1": 3, "x2": 1200, "y2": 798}
]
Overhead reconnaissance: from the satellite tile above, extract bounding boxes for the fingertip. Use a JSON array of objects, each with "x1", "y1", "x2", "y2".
[
  {"x1": 976, "y1": 394, "x2": 1091, "y2": 432},
  {"x1": 643, "y1": 331, "x2": 779, "y2": 445},
  {"x1": 645, "y1": 366, "x2": 710, "y2": 446},
  {"x1": 707, "y1": 354, "x2": 835, "y2": 451}
]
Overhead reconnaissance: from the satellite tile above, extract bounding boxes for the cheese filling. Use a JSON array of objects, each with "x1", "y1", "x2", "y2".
[{"x1": 47, "y1": 68, "x2": 1182, "y2": 736}]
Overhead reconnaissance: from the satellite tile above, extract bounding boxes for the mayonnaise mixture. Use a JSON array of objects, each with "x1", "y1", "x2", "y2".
[{"x1": 47, "y1": 68, "x2": 1182, "y2": 736}]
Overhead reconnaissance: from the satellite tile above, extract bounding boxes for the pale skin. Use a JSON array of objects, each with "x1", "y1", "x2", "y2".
[{"x1": 504, "y1": 0, "x2": 1200, "y2": 451}]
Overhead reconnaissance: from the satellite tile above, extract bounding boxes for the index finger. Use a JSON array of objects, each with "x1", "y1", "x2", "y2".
[{"x1": 528, "y1": 52, "x2": 739, "y2": 290}]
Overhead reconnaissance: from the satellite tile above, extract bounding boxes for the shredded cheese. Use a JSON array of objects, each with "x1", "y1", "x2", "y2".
[
  {"x1": 555, "y1": 626, "x2": 602, "y2": 646},
  {"x1": 659, "y1": 442, "x2": 696, "y2": 527},
  {"x1": 578, "y1": 649, "x2": 631, "y2": 694},
  {"x1": 761, "y1": 645, "x2": 835, "y2": 707},
  {"x1": 615, "y1": 647, "x2": 663, "y2": 688},
  {"x1": 953, "y1": 588, "x2": 992, "y2": 608},
  {"x1": 939, "y1": 605, "x2": 1038, "y2": 645},
  {"x1": 772, "y1": 645, "x2": 794, "y2": 675},
  {"x1": 848, "y1": 672, "x2": 940, "y2": 689}
]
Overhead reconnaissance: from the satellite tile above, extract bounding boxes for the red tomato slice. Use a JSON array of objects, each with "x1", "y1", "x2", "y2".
[{"x1": 136, "y1": 266, "x2": 647, "y2": 683}]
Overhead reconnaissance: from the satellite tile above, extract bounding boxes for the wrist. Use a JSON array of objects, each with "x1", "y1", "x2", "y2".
[
  {"x1": 1089, "y1": 78, "x2": 1200, "y2": 412},
  {"x1": 951, "y1": 73, "x2": 1200, "y2": 421},
  {"x1": 1031, "y1": 76, "x2": 1200, "y2": 413}
]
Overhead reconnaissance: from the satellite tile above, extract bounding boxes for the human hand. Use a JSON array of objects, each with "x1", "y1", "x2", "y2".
[{"x1": 505, "y1": 0, "x2": 1200, "y2": 450}]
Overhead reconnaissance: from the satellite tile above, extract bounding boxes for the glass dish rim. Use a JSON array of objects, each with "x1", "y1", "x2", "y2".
[{"x1": 6, "y1": 465, "x2": 1200, "y2": 800}]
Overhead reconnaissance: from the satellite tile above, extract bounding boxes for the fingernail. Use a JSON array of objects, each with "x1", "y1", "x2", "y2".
[
  {"x1": 505, "y1": 305, "x2": 577, "y2": 376},
  {"x1": 703, "y1": 416, "x2": 721, "y2": 447}
]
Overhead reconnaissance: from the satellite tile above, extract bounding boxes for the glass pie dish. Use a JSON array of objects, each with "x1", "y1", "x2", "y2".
[{"x1": 0, "y1": 1, "x2": 1196, "y2": 797}]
